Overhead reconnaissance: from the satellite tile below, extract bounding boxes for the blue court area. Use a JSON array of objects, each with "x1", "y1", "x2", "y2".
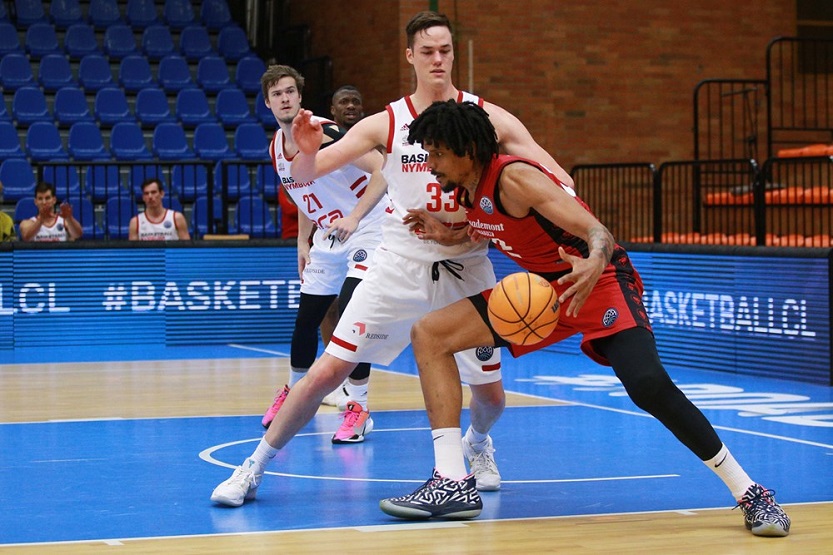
[{"x1": 1, "y1": 343, "x2": 832, "y2": 545}]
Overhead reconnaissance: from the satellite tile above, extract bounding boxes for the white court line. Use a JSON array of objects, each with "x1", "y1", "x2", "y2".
[
  {"x1": 227, "y1": 343, "x2": 291, "y2": 356},
  {"x1": 199, "y1": 432, "x2": 680, "y2": 485}
]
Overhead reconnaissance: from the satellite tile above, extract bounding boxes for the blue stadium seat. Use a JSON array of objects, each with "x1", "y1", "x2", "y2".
[
  {"x1": 190, "y1": 194, "x2": 223, "y2": 237},
  {"x1": 14, "y1": 198, "x2": 38, "y2": 225},
  {"x1": 68, "y1": 121, "x2": 109, "y2": 160},
  {"x1": 232, "y1": 194, "x2": 278, "y2": 238},
  {"x1": 200, "y1": 0, "x2": 232, "y2": 31},
  {"x1": 85, "y1": 164, "x2": 122, "y2": 201},
  {"x1": 64, "y1": 23, "x2": 100, "y2": 59},
  {"x1": 12, "y1": 87, "x2": 52, "y2": 126},
  {"x1": 129, "y1": 164, "x2": 164, "y2": 197},
  {"x1": 110, "y1": 121, "x2": 152, "y2": 160},
  {"x1": 136, "y1": 88, "x2": 175, "y2": 126},
  {"x1": 217, "y1": 25, "x2": 251, "y2": 62},
  {"x1": 216, "y1": 161, "x2": 252, "y2": 201},
  {"x1": 153, "y1": 122, "x2": 194, "y2": 159},
  {"x1": 172, "y1": 164, "x2": 209, "y2": 201},
  {"x1": 157, "y1": 54, "x2": 196, "y2": 92},
  {"x1": 257, "y1": 163, "x2": 279, "y2": 201},
  {"x1": 175, "y1": 88, "x2": 214, "y2": 126},
  {"x1": 25, "y1": 23, "x2": 62, "y2": 59},
  {"x1": 38, "y1": 54, "x2": 76, "y2": 91},
  {"x1": 125, "y1": 0, "x2": 159, "y2": 29},
  {"x1": 0, "y1": 21, "x2": 23, "y2": 55},
  {"x1": 0, "y1": 158, "x2": 37, "y2": 201},
  {"x1": 50, "y1": 0, "x2": 84, "y2": 29},
  {"x1": 25, "y1": 121, "x2": 70, "y2": 161},
  {"x1": 236, "y1": 55, "x2": 266, "y2": 94},
  {"x1": 119, "y1": 55, "x2": 156, "y2": 92},
  {"x1": 164, "y1": 0, "x2": 195, "y2": 30},
  {"x1": 14, "y1": 0, "x2": 48, "y2": 27},
  {"x1": 194, "y1": 123, "x2": 233, "y2": 161},
  {"x1": 104, "y1": 24, "x2": 138, "y2": 60},
  {"x1": 0, "y1": 1, "x2": 7, "y2": 22},
  {"x1": 78, "y1": 54, "x2": 116, "y2": 91},
  {"x1": 234, "y1": 123, "x2": 269, "y2": 160},
  {"x1": 179, "y1": 24, "x2": 213, "y2": 61},
  {"x1": 70, "y1": 196, "x2": 104, "y2": 238},
  {"x1": 141, "y1": 25, "x2": 175, "y2": 61},
  {"x1": 106, "y1": 196, "x2": 137, "y2": 239},
  {"x1": 89, "y1": 0, "x2": 123, "y2": 29},
  {"x1": 254, "y1": 90, "x2": 276, "y2": 128},
  {"x1": 0, "y1": 98, "x2": 8, "y2": 122},
  {"x1": 0, "y1": 121, "x2": 25, "y2": 158},
  {"x1": 215, "y1": 88, "x2": 257, "y2": 127},
  {"x1": 54, "y1": 87, "x2": 94, "y2": 126},
  {"x1": 162, "y1": 195, "x2": 183, "y2": 214},
  {"x1": 94, "y1": 88, "x2": 133, "y2": 126},
  {"x1": 196, "y1": 56, "x2": 232, "y2": 93},
  {"x1": 0, "y1": 53, "x2": 36, "y2": 91},
  {"x1": 43, "y1": 165, "x2": 83, "y2": 201}
]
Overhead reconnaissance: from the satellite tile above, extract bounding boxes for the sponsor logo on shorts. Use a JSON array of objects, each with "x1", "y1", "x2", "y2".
[
  {"x1": 479, "y1": 197, "x2": 494, "y2": 215},
  {"x1": 475, "y1": 346, "x2": 495, "y2": 361},
  {"x1": 353, "y1": 249, "x2": 368, "y2": 262},
  {"x1": 352, "y1": 322, "x2": 366, "y2": 335},
  {"x1": 602, "y1": 308, "x2": 619, "y2": 327},
  {"x1": 351, "y1": 321, "x2": 389, "y2": 340}
]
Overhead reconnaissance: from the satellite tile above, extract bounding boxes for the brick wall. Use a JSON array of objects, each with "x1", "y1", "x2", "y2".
[{"x1": 282, "y1": 0, "x2": 796, "y2": 171}]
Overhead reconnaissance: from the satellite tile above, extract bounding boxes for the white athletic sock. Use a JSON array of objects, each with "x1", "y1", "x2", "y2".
[
  {"x1": 344, "y1": 380, "x2": 369, "y2": 409},
  {"x1": 432, "y1": 427, "x2": 468, "y2": 481},
  {"x1": 703, "y1": 443, "x2": 755, "y2": 500},
  {"x1": 243, "y1": 437, "x2": 279, "y2": 475},
  {"x1": 464, "y1": 425, "x2": 489, "y2": 451},
  {"x1": 288, "y1": 367, "x2": 308, "y2": 387}
]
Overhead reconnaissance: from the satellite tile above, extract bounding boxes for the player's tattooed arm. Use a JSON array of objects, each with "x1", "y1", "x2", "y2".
[{"x1": 587, "y1": 224, "x2": 614, "y2": 265}]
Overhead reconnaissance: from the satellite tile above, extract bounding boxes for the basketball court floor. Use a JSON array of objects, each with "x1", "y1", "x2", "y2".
[{"x1": 0, "y1": 341, "x2": 831, "y2": 553}]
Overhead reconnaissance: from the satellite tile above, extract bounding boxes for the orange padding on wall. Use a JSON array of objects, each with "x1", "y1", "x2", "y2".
[
  {"x1": 777, "y1": 144, "x2": 833, "y2": 158},
  {"x1": 628, "y1": 233, "x2": 833, "y2": 247}
]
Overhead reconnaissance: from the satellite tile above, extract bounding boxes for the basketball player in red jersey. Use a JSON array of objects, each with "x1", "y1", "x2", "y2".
[{"x1": 383, "y1": 100, "x2": 791, "y2": 537}]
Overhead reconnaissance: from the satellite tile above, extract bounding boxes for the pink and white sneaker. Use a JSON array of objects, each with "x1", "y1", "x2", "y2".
[
  {"x1": 331, "y1": 401, "x2": 373, "y2": 443},
  {"x1": 261, "y1": 384, "x2": 290, "y2": 429}
]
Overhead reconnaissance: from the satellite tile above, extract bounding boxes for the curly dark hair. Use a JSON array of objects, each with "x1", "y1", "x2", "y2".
[{"x1": 407, "y1": 100, "x2": 498, "y2": 168}]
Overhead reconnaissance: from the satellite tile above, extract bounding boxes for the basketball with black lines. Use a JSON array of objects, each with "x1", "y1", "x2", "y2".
[{"x1": 487, "y1": 272, "x2": 560, "y2": 346}]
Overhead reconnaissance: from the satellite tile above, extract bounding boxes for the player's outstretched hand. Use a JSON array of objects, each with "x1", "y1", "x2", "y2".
[
  {"x1": 556, "y1": 246, "x2": 605, "y2": 317},
  {"x1": 292, "y1": 109, "x2": 323, "y2": 155},
  {"x1": 403, "y1": 208, "x2": 468, "y2": 245}
]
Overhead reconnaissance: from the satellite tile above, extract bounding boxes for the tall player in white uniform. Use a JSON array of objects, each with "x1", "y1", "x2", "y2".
[
  {"x1": 211, "y1": 11, "x2": 573, "y2": 508},
  {"x1": 257, "y1": 65, "x2": 388, "y2": 443},
  {"x1": 19, "y1": 182, "x2": 83, "y2": 242},
  {"x1": 129, "y1": 178, "x2": 190, "y2": 241}
]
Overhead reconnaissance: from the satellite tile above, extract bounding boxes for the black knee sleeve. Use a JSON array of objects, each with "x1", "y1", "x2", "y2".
[
  {"x1": 593, "y1": 328, "x2": 722, "y2": 460},
  {"x1": 291, "y1": 293, "x2": 337, "y2": 368}
]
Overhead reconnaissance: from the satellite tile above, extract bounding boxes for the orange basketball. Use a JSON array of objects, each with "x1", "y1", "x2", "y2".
[{"x1": 487, "y1": 272, "x2": 560, "y2": 346}]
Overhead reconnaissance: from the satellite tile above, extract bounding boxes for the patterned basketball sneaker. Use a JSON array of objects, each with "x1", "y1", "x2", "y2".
[
  {"x1": 261, "y1": 385, "x2": 290, "y2": 429},
  {"x1": 379, "y1": 469, "x2": 482, "y2": 519},
  {"x1": 462, "y1": 436, "x2": 501, "y2": 491},
  {"x1": 734, "y1": 483, "x2": 791, "y2": 537},
  {"x1": 210, "y1": 464, "x2": 261, "y2": 507},
  {"x1": 331, "y1": 401, "x2": 373, "y2": 443}
]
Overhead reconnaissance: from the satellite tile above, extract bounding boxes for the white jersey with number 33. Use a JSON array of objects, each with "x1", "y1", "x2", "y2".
[{"x1": 382, "y1": 92, "x2": 488, "y2": 262}]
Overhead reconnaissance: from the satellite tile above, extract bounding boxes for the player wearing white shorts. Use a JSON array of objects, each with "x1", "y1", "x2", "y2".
[
  {"x1": 211, "y1": 11, "x2": 574, "y2": 509},
  {"x1": 257, "y1": 65, "x2": 388, "y2": 445}
]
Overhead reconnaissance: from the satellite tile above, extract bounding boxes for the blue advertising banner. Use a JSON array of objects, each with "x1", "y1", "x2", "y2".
[
  {"x1": 0, "y1": 244, "x2": 829, "y2": 384},
  {"x1": 489, "y1": 247, "x2": 832, "y2": 385}
]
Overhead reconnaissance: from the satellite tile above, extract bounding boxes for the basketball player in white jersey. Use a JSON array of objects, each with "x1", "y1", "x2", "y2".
[
  {"x1": 211, "y1": 11, "x2": 572, "y2": 507},
  {"x1": 19, "y1": 182, "x2": 83, "y2": 242},
  {"x1": 258, "y1": 64, "x2": 388, "y2": 442},
  {"x1": 129, "y1": 178, "x2": 190, "y2": 241}
]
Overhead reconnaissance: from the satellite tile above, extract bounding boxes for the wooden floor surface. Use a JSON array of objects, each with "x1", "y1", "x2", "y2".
[{"x1": 1, "y1": 357, "x2": 829, "y2": 554}]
